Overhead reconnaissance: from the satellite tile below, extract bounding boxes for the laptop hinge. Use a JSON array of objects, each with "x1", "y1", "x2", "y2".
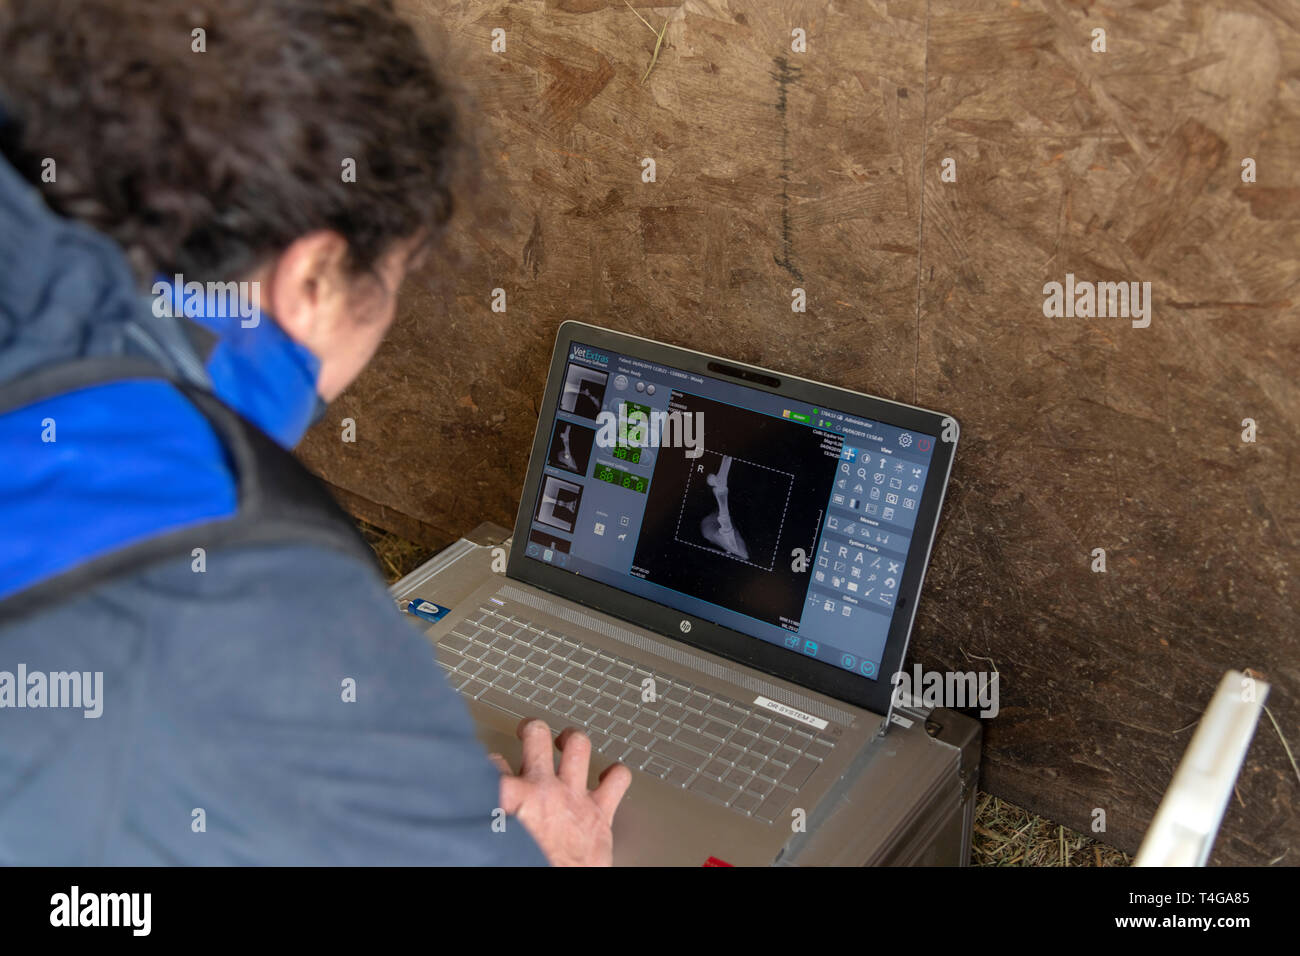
[{"x1": 880, "y1": 701, "x2": 927, "y2": 736}]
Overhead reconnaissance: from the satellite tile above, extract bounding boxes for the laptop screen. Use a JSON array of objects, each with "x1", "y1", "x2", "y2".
[{"x1": 521, "y1": 341, "x2": 938, "y2": 684}]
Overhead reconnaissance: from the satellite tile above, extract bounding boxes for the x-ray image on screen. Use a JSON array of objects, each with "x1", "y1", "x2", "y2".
[
  {"x1": 535, "y1": 475, "x2": 583, "y2": 533},
  {"x1": 547, "y1": 420, "x2": 596, "y2": 477},
  {"x1": 677, "y1": 451, "x2": 793, "y2": 570},
  {"x1": 631, "y1": 391, "x2": 839, "y2": 629},
  {"x1": 558, "y1": 364, "x2": 608, "y2": 421},
  {"x1": 528, "y1": 528, "x2": 571, "y2": 554},
  {"x1": 701, "y1": 456, "x2": 747, "y2": 558}
]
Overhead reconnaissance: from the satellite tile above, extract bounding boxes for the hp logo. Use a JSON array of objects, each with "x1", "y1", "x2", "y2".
[{"x1": 679, "y1": 620, "x2": 692, "y2": 634}]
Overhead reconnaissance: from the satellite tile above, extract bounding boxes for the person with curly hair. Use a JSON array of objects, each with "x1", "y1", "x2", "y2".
[{"x1": 0, "y1": 0, "x2": 629, "y2": 866}]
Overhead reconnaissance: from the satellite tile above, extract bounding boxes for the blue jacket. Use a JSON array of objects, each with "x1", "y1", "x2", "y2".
[{"x1": 0, "y1": 141, "x2": 545, "y2": 864}]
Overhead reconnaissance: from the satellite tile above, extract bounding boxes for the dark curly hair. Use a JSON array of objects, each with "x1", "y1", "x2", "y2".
[{"x1": 0, "y1": 0, "x2": 466, "y2": 284}]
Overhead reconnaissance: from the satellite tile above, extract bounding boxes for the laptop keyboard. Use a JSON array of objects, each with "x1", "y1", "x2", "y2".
[{"x1": 435, "y1": 600, "x2": 840, "y2": 823}]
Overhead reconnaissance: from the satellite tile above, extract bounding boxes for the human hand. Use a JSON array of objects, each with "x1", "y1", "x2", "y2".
[{"x1": 490, "y1": 718, "x2": 632, "y2": 866}]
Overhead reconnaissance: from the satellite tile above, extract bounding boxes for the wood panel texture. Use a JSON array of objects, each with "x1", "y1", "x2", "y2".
[{"x1": 296, "y1": 0, "x2": 1299, "y2": 864}]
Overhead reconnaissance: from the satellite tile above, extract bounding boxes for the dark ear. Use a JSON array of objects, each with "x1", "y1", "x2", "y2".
[{"x1": 262, "y1": 231, "x2": 350, "y2": 343}]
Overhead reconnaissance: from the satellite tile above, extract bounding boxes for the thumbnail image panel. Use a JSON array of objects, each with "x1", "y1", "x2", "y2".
[
  {"x1": 558, "y1": 364, "x2": 608, "y2": 421},
  {"x1": 547, "y1": 420, "x2": 597, "y2": 476}
]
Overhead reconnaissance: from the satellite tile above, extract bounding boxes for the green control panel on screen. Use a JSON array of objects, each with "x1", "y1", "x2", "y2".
[
  {"x1": 610, "y1": 400, "x2": 649, "y2": 466},
  {"x1": 594, "y1": 464, "x2": 647, "y2": 493},
  {"x1": 619, "y1": 401, "x2": 650, "y2": 443}
]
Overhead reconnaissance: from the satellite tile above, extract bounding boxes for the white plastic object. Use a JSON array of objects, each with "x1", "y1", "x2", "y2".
[{"x1": 1134, "y1": 670, "x2": 1270, "y2": 867}]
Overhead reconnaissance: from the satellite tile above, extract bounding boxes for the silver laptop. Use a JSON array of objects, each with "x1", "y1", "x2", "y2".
[{"x1": 419, "y1": 321, "x2": 959, "y2": 865}]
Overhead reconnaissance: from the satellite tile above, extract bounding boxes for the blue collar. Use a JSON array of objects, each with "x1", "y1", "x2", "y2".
[{"x1": 155, "y1": 276, "x2": 326, "y2": 448}]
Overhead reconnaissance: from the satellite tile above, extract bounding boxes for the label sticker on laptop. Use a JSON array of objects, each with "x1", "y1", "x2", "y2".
[
  {"x1": 396, "y1": 598, "x2": 453, "y2": 623},
  {"x1": 753, "y1": 696, "x2": 828, "y2": 731}
]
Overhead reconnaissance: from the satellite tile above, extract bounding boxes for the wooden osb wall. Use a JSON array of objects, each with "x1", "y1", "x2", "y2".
[{"x1": 296, "y1": 0, "x2": 1299, "y2": 865}]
